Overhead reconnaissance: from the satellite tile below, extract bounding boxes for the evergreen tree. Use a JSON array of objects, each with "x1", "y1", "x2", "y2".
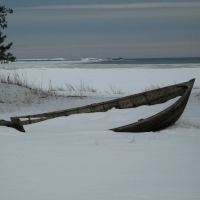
[{"x1": 0, "y1": 5, "x2": 16, "y2": 63}]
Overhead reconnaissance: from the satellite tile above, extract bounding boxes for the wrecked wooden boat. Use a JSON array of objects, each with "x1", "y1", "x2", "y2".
[
  {"x1": 1, "y1": 78, "x2": 195, "y2": 132},
  {"x1": 112, "y1": 78, "x2": 195, "y2": 132}
]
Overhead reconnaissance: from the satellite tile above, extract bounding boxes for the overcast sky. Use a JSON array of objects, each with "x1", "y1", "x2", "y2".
[{"x1": 2, "y1": 0, "x2": 200, "y2": 59}]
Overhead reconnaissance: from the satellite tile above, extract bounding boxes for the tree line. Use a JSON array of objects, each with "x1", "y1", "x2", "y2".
[{"x1": 0, "y1": 5, "x2": 15, "y2": 63}]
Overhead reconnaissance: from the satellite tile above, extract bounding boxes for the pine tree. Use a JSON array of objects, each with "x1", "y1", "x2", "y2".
[{"x1": 0, "y1": 5, "x2": 16, "y2": 63}]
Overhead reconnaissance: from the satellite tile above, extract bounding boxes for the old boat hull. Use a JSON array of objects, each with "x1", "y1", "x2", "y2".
[
  {"x1": 9, "y1": 79, "x2": 195, "y2": 133},
  {"x1": 111, "y1": 84, "x2": 192, "y2": 132}
]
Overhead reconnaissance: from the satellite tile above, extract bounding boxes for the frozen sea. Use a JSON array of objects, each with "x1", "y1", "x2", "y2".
[
  {"x1": 1, "y1": 57, "x2": 200, "y2": 92},
  {"x1": 1, "y1": 57, "x2": 200, "y2": 70}
]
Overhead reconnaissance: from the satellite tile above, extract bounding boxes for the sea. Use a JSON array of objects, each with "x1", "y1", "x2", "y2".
[{"x1": 1, "y1": 57, "x2": 200, "y2": 70}]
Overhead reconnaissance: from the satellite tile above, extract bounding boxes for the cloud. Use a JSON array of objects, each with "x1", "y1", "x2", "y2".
[
  {"x1": 10, "y1": 2, "x2": 200, "y2": 24},
  {"x1": 17, "y1": 2, "x2": 200, "y2": 10},
  {"x1": 13, "y1": 39, "x2": 200, "y2": 59}
]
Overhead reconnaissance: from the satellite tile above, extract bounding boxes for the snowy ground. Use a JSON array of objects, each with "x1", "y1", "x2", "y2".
[{"x1": 0, "y1": 65, "x2": 200, "y2": 200}]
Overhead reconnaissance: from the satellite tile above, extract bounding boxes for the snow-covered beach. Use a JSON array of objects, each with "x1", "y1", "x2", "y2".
[{"x1": 0, "y1": 60, "x2": 200, "y2": 200}]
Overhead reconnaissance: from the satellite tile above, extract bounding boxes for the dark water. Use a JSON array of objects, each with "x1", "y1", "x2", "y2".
[{"x1": 96, "y1": 57, "x2": 200, "y2": 65}]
